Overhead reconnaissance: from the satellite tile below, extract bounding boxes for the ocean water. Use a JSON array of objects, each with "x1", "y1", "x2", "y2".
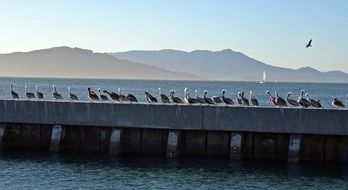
[
  {"x1": 1, "y1": 78, "x2": 348, "y2": 189},
  {"x1": 0, "y1": 152, "x2": 347, "y2": 190},
  {"x1": 1, "y1": 77, "x2": 348, "y2": 108}
]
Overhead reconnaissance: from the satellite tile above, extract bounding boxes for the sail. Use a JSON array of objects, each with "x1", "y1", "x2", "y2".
[
  {"x1": 262, "y1": 71, "x2": 266, "y2": 82},
  {"x1": 259, "y1": 71, "x2": 266, "y2": 83}
]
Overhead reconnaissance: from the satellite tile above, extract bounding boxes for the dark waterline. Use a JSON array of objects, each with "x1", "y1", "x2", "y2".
[{"x1": 0, "y1": 151, "x2": 347, "y2": 189}]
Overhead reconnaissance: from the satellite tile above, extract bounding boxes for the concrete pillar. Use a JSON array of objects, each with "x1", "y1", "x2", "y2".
[
  {"x1": 229, "y1": 132, "x2": 243, "y2": 160},
  {"x1": 287, "y1": 134, "x2": 301, "y2": 163},
  {"x1": 166, "y1": 130, "x2": 181, "y2": 158},
  {"x1": 49, "y1": 125, "x2": 63, "y2": 152},
  {"x1": 109, "y1": 128, "x2": 122, "y2": 155},
  {"x1": 0, "y1": 123, "x2": 7, "y2": 149}
]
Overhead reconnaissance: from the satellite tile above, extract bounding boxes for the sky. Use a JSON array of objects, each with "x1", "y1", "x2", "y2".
[{"x1": 0, "y1": 0, "x2": 347, "y2": 72}]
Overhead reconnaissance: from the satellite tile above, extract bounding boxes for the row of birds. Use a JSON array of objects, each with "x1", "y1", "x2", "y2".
[{"x1": 9, "y1": 84, "x2": 346, "y2": 108}]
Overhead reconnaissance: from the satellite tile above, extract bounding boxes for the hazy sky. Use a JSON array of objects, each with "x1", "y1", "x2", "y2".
[{"x1": 1, "y1": 1, "x2": 347, "y2": 72}]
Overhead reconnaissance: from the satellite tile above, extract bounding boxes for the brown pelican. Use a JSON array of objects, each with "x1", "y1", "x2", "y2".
[
  {"x1": 10, "y1": 84, "x2": 19, "y2": 99},
  {"x1": 118, "y1": 88, "x2": 128, "y2": 102},
  {"x1": 169, "y1": 90, "x2": 183, "y2": 104},
  {"x1": 36, "y1": 85, "x2": 44, "y2": 99},
  {"x1": 145, "y1": 91, "x2": 157, "y2": 103},
  {"x1": 25, "y1": 85, "x2": 36, "y2": 99},
  {"x1": 212, "y1": 94, "x2": 223, "y2": 104},
  {"x1": 68, "y1": 86, "x2": 78, "y2": 101},
  {"x1": 249, "y1": 91, "x2": 259, "y2": 106},
  {"x1": 275, "y1": 91, "x2": 287, "y2": 107},
  {"x1": 332, "y1": 98, "x2": 344, "y2": 108},
  {"x1": 240, "y1": 91, "x2": 249, "y2": 106},
  {"x1": 98, "y1": 88, "x2": 109, "y2": 101},
  {"x1": 286, "y1": 92, "x2": 299, "y2": 107},
  {"x1": 305, "y1": 93, "x2": 322, "y2": 108},
  {"x1": 195, "y1": 90, "x2": 205, "y2": 104},
  {"x1": 266, "y1": 91, "x2": 277, "y2": 106},
  {"x1": 52, "y1": 85, "x2": 62, "y2": 100},
  {"x1": 103, "y1": 90, "x2": 120, "y2": 102},
  {"x1": 306, "y1": 39, "x2": 312, "y2": 48},
  {"x1": 88, "y1": 87, "x2": 99, "y2": 101},
  {"x1": 203, "y1": 90, "x2": 215, "y2": 105},
  {"x1": 126, "y1": 93, "x2": 138, "y2": 103},
  {"x1": 184, "y1": 88, "x2": 200, "y2": 104},
  {"x1": 297, "y1": 90, "x2": 311, "y2": 107},
  {"x1": 159, "y1": 88, "x2": 170, "y2": 103},
  {"x1": 236, "y1": 92, "x2": 243, "y2": 105},
  {"x1": 221, "y1": 89, "x2": 234, "y2": 105}
]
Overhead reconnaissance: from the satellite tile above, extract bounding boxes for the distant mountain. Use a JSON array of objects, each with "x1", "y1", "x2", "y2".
[
  {"x1": 111, "y1": 49, "x2": 348, "y2": 82},
  {"x1": 0, "y1": 47, "x2": 200, "y2": 80}
]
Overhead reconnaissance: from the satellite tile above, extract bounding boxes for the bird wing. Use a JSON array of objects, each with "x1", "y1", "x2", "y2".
[{"x1": 306, "y1": 39, "x2": 312, "y2": 47}]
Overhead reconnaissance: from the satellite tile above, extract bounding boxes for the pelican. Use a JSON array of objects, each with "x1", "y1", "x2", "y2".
[
  {"x1": 169, "y1": 90, "x2": 183, "y2": 104},
  {"x1": 212, "y1": 94, "x2": 223, "y2": 104},
  {"x1": 36, "y1": 85, "x2": 44, "y2": 99},
  {"x1": 159, "y1": 88, "x2": 170, "y2": 104},
  {"x1": 286, "y1": 92, "x2": 299, "y2": 107},
  {"x1": 236, "y1": 92, "x2": 248, "y2": 106},
  {"x1": 67, "y1": 86, "x2": 78, "y2": 101},
  {"x1": 52, "y1": 85, "x2": 62, "y2": 100},
  {"x1": 145, "y1": 91, "x2": 157, "y2": 103},
  {"x1": 126, "y1": 93, "x2": 138, "y2": 103},
  {"x1": 236, "y1": 92, "x2": 244, "y2": 105},
  {"x1": 332, "y1": 98, "x2": 344, "y2": 108},
  {"x1": 275, "y1": 91, "x2": 287, "y2": 107},
  {"x1": 98, "y1": 88, "x2": 109, "y2": 101},
  {"x1": 240, "y1": 91, "x2": 249, "y2": 106},
  {"x1": 10, "y1": 84, "x2": 19, "y2": 99},
  {"x1": 118, "y1": 88, "x2": 128, "y2": 102},
  {"x1": 184, "y1": 88, "x2": 200, "y2": 104},
  {"x1": 305, "y1": 93, "x2": 322, "y2": 108},
  {"x1": 249, "y1": 91, "x2": 259, "y2": 106},
  {"x1": 203, "y1": 90, "x2": 215, "y2": 105},
  {"x1": 25, "y1": 85, "x2": 36, "y2": 99},
  {"x1": 266, "y1": 91, "x2": 277, "y2": 106},
  {"x1": 221, "y1": 89, "x2": 234, "y2": 105},
  {"x1": 88, "y1": 87, "x2": 99, "y2": 101},
  {"x1": 195, "y1": 90, "x2": 205, "y2": 104},
  {"x1": 306, "y1": 39, "x2": 312, "y2": 48},
  {"x1": 103, "y1": 90, "x2": 120, "y2": 102},
  {"x1": 297, "y1": 90, "x2": 311, "y2": 107}
]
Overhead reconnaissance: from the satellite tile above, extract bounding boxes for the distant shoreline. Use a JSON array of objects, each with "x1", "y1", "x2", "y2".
[{"x1": 1, "y1": 76, "x2": 347, "y2": 84}]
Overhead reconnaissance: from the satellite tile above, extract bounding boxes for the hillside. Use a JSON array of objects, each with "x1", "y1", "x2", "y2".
[
  {"x1": 0, "y1": 47, "x2": 201, "y2": 80},
  {"x1": 111, "y1": 49, "x2": 348, "y2": 82}
]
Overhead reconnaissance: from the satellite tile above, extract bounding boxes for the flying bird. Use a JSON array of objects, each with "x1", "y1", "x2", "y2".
[{"x1": 306, "y1": 39, "x2": 312, "y2": 48}]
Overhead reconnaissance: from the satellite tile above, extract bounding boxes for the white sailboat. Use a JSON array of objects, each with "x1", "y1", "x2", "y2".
[{"x1": 259, "y1": 71, "x2": 266, "y2": 84}]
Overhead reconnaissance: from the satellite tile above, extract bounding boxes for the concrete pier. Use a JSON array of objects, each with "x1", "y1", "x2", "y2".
[
  {"x1": 0, "y1": 100, "x2": 347, "y2": 163},
  {"x1": 50, "y1": 125, "x2": 62, "y2": 152},
  {"x1": 229, "y1": 132, "x2": 243, "y2": 160},
  {"x1": 0, "y1": 123, "x2": 7, "y2": 149},
  {"x1": 109, "y1": 128, "x2": 122, "y2": 155},
  {"x1": 287, "y1": 134, "x2": 301, "y2": 163},
  {"x1": 167, "y1": 130, "x2": 181, "y2": 158}
]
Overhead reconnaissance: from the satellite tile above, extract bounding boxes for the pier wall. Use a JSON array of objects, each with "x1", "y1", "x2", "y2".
[{"x1": 0, "y1": 100, "x2": 348, "y2": 163}]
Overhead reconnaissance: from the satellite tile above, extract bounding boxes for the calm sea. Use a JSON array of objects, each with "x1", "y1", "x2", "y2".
[
  {"x1": 0, "y1": 152, "x2": 347, "y2": 189},
  {"x1": 0, "y1": 77, "x2": 348, "y2": 189}
]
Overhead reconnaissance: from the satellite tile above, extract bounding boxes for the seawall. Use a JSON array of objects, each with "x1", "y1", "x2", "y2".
[{"x1": 0, "y1": 100, "x2": 347, "y2": 163}]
